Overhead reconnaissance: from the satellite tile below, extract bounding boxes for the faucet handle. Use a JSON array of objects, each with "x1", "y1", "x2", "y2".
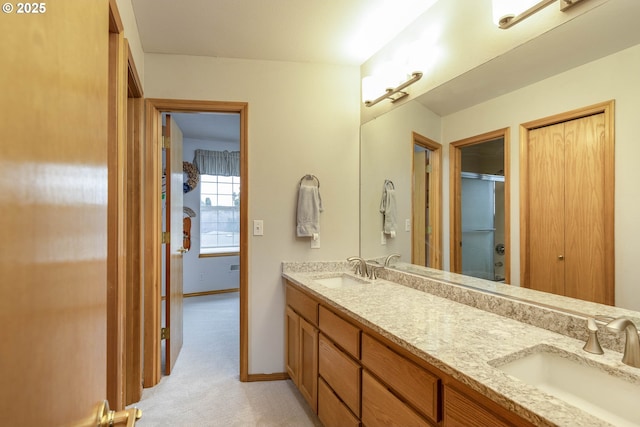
[{"x1": 583, "y1": 318, "x2": 604, "y2": 355}]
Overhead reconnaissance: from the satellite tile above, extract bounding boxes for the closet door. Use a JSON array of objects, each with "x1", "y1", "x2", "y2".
[
  {"x1": 564, "y1": 114, "x2": 607, "y2": 302},
  {"x1": 527, "y1": 122, "x2": 566, "y2": 296},
  {"x1": 525, "y1": 112, "x2": 609, "y2": 304}
]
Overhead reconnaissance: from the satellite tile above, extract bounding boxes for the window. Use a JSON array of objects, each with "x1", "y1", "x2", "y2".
[{"x1": 200, "y1": 174, "x2": 240, "y2": 255}]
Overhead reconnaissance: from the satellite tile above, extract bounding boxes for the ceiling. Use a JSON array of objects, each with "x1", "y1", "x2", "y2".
[
  {"x1": 134, "y1": 0, "x2": 640, "y2": 136},
  {"x1": 131, "y1": 0, "x2": 439, "y2": 66}
]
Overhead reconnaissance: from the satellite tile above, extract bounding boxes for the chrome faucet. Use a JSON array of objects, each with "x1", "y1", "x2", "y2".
[
  {"x1": 384, "y1": 253, "x2": 401, "y2": 267},
  {"x1": 606, "y1": 317, "x2": 640, "y2": 368},
  {"x1": 347, "y1": 256, "x2": 367, "y2": 277}
]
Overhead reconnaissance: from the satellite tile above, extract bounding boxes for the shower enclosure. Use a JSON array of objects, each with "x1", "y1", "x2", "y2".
[{"x1": 461, "y1": 172, "x2": 505, "y2": 281}]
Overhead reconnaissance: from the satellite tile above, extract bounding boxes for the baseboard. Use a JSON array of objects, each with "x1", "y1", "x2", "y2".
[
  {"x1": 245, "y1": 372, "x2": 289, "y2": 382},
  {"x1": 161, "y1": 288, "x2": 239, "y2": 301}
]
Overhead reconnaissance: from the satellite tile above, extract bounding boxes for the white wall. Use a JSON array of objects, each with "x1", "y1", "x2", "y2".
[
  {"x1": 144, "y1": 54, "x2": 361, "y2": 374},
  {"x1": 442, "y1": 44, "x2": 640, "y2": 310},
  {"x1": 182, "y1": 139, "x2": 240, "y2": 294}
]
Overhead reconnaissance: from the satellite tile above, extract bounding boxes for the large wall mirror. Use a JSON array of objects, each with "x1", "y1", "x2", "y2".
[{"x1": 359, "y1": 46, "x2": 640, "y2": 312}]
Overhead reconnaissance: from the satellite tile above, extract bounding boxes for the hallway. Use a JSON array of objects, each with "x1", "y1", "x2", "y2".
[{"x1": 133, "y1": 293, "x2": 321, "y2": 426}]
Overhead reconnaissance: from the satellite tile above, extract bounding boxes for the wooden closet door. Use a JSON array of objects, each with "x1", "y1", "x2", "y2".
[
  {"x1": 527, "y1": 122, "x2": 566, "y2": 296},
  {"x1": 564, "y1": 114, "x2": 607, "y2": 302}
]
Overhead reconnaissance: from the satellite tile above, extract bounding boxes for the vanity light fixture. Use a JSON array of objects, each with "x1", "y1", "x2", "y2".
[
  {"x1": 363, "y1": 72, "x2": 423, "y2": 107},
  {"x1": 493, "y1": 0, "x2": 588, "y2": 29}
]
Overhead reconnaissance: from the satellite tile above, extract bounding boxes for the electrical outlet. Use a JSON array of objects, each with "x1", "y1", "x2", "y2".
[
  {"x1": 311, "y1": 235, "x2": 321, "y2": 249},
  {"x1": 253, "y1": 220, "x2": 264, "y2": 236}
]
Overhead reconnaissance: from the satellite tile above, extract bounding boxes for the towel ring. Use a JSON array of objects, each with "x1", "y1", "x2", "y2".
[
  {"x1": 299, "y1": 174, "x2": 320, "y2": 188},
  {"x1": 384, "y1": 179, "x2": 395, "y2": 189}
]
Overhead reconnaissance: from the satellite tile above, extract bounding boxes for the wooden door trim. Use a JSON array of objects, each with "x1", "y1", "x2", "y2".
[
  {"x1": 143, "y1": 99, "x2": 249, "y2": 386},
  {"x1": 107, "y1": 0, "x2": 128, "y2": 409},
  {"x1": 519, "y1": 100, "x2": 615, "y2": 303},
  {"x1": 411, "y1": 132, "x2": 443, "y2": 269},
  {"x1": 449, "y1": 128, "x2": 511, "y2": 283}
]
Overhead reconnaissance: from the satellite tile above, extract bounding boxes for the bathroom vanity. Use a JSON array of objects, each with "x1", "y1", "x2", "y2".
[{"x1": 282, "y1": 261, "x2": 640, "y2": 427}]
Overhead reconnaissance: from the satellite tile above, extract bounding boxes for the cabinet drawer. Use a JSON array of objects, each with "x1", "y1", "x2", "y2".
[
  {"x1": 318, "y1": 377, "x2": 360, "y2": 427},
  {"x1": 362, "y1": 334, "x2": 440, "y2": 422},
  {"x1": 362, "y1": 370, "x2": 432, "y2": 427},
  {"x1": 443, "y1": 384, "x2": 535, "y2": 427},
  {"x1": 319, "y1": 333, "x2": 361, "y2": 416},
  {"x1": 319, "y1": 305, "x2": 360, "y2": 358},
  {"x1": 286, "y1": 283, "x2": 318, "y2": 325}
]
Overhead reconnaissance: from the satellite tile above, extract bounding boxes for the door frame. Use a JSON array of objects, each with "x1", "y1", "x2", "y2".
[
  {"x1": 143, "y1": 99, "x2": 249, "y2": 387},
  {"x1": 449, "y1": 128, "x2": 511, "y2": 283},
  {"x1": 519, "y1": 100, "x2": 615, "y2": 303},
  {"x1": 411, "y1": 132, "x2": 443, "y2": 269}
]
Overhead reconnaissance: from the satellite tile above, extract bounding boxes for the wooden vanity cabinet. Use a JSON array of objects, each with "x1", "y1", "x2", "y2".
[
  {"x1": 285, "y1": 281, "x2": 536, "y2": 427},
  {"x1": 285, "y1": 284, "x2": 319, "y2": 412}
]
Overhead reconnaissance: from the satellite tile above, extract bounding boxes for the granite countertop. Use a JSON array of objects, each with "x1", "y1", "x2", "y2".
[{"x1": 282, "y1": 262, "x2": 640, "y2": 427}]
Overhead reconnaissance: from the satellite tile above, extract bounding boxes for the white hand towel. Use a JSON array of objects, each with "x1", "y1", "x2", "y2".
[
  {"x1": 380, "y1": 183, "x2": 397, "y2": 235},
  {"x1": 297, "y1": 185, "x2": 323, "y2": 237}
]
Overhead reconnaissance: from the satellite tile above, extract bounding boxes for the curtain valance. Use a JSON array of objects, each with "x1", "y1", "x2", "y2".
[{"x1": 193, "y1": 149, "x2": 240, "y2": 177}]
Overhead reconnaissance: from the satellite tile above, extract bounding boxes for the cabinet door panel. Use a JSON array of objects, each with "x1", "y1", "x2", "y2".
[{"x1": 299, "y1": 317, "x2": 318, "y2": 412}]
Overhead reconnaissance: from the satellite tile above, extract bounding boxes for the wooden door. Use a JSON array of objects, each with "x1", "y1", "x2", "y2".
[
  {"x1": 164, "y1": 115, "x2": 185, "y2": 374},
  {"x1": 413, "y1": 149, "x2": 427, "y2": 266},
  {"x1": 525, "y1": 112, "x2": 609, "y2": 303},
  {"x1": 0, "y1": 0, "x2": 110, "y2": 425},
  {"x1": 527, "y1": 123, "x2": 566, "y2": 295},
  {"x1": 564, "y1": 114, "x2": 607, "y2": 302}
]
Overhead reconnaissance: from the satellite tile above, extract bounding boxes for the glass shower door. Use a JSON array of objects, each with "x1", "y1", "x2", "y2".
[{"x1": 461, "y1": 174, "x2": 496, "y2": 280}]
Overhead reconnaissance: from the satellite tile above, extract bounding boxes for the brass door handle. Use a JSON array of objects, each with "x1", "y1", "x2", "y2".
[
  {"x1": 558, "y1": 255, "x2": 564, "y2": 260},
  {"x1": 177, "y1": 247, "x2": 188, "y2": 254},
  {"x1": 95, "y1": 400, "x2": 142, "y2": 427}
]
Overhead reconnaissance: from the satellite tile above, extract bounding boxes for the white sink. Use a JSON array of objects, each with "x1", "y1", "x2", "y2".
[
  {"x1": 490, "y1": 345, "x2": 640, "y2": 426},
  {"x1": 314, "y1": 274, "x2": 369, "y2": 289}
]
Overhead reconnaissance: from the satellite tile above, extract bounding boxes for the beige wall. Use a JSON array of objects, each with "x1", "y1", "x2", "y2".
[
  {"x1": 360, "y1": 100, "x2": 441, "y2": 261},
  {"x1": 144, "y1": 53, "x2": 361, "y2": 373},
  {"x1": 442, "y1": 43, "x2": 640, "y2": 310},
  {"x1": 115, "y1": 0, "x2": 144, "y2": 84}
]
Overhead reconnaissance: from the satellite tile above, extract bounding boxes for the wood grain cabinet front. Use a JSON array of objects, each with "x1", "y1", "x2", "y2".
[
  {"x1": 443, "y1": 383, "x2": 535, "y2": 427},
  {"x1": 318, "y1": 377, "x2": 360, "y2": 427},
  {"x1": 318, "y1": 333, "x2": 361, "y2": 417},
  {"x1": 362, "y1": 333, "x2": 440, "y2": 423},
  {"x1": 362, "y1": 370, "x2": 434, "y2": 427},
  {"x1": 285, "y1": 283, "x2": 319, "y2": 413}
]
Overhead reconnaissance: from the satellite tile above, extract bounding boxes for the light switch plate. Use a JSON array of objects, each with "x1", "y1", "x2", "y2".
[
  {"x1": 405, "y1": 219, "x2": 411, "y2": 232},
  {"x1": 253, "y1": 219, "x2": 264, "y2": 236},
  {"x1": 311, "y1": 235, "x2": 320, "y2": 249},
  {"x1": 381, "y1": 231, "x2": 387, "y2": 245}
]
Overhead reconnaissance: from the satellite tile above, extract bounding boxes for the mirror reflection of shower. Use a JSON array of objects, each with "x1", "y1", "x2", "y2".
[{"x1": 460, "y1": 138, "x2": 505, "y2": 282}]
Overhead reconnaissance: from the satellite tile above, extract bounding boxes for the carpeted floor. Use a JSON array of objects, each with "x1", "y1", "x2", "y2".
[{"x1": 132, "y1": 293, "x2": 322, "y2": 427}]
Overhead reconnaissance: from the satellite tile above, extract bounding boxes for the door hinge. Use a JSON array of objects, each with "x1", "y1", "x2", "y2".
[
  {"x1": 426, "y1": 164, "x2": 432, "y2": 173},
  {"x1": 162, "y1": 136, "x2": 171, "y2": 149},
  {"x1": 161, "y1": 327, "x2": 169, "y2": 340},
  {"x1": 162, "y1": 231, "x2": 170, "y2": 244}
]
